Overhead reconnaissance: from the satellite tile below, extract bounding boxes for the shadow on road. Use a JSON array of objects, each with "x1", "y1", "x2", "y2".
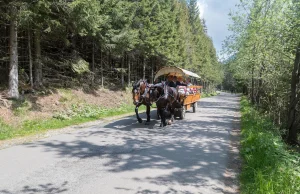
[
  {"x1": 3, "y1": 93, "x2": 240, "y2": 194},
  {"x1": 0, "y1": 181, "x2": 68, "y2": 194}
]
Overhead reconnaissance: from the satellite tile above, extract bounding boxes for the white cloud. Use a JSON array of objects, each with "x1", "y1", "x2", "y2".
[
  {"x1": 197, "y1": 0, "x2": 208, "y2": 19},
  {"x1": 196, "y1": 0, "x2": 240, "y2": 57}
]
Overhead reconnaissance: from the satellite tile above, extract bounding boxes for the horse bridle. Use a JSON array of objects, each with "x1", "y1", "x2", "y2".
[{"x1": 133, "y1": 80, "x2": 151, "y2": 105}]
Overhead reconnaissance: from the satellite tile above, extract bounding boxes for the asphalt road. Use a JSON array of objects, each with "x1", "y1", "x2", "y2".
[{"x1": 0, "y1": 92, "x2": 241, "y2": 194}]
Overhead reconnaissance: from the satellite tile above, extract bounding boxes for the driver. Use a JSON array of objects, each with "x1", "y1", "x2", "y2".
[{"x1": 167, "y1": 75, "x2": 176, "y2": 88}]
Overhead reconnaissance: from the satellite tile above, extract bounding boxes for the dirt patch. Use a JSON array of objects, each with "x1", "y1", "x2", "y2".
[
  {"x1": 0, "y1": 106, "x2": 15, "y2": 124},
  {"x1": 72, "y1": 88, "x2": 130, "y2": 108}
]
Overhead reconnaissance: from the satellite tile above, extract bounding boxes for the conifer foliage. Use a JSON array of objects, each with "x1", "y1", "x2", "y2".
[{"x1": 0, "y1": 0, "x2": 223, "y2": 96}]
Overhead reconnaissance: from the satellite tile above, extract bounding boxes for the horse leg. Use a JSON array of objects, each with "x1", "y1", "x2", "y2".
[
  {"x1": 145, "y1": 105, "x2": 151, "y2": 125},
  {"x1": 157, "y1": 108, "x2": 163, "y2": 127},
  {"x1": 156, "y1": 109, "x2": 161, "y2": 120},
  {"x1": 159, "y1": 108, "x2": 163, "y2": 127},
  {"x1": 159, "y1": 108, "x2": 166, "y2": 127},
  {"x1": 162, "y1": 108, "x2": 168, "y2": 127},
  {"x1": 165, "y1": 103, "x2": 173, "y2": 125},
  {"x1": 135, "y1": 105, "x2": 143, "y2": 123},
  {"x1": 169, "y1": 106, "x2": 175, "y2": 124}
]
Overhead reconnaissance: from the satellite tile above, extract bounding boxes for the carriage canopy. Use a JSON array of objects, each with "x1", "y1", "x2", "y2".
[{"x1": 154, "y1": 66, "x2": 201, "y2": 80}]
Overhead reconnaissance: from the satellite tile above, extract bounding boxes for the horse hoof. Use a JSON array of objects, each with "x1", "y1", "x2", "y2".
[
  {"x1": 145, "y1": 121, "x2": 150, "y2": 125},
  {"x1": 167, "y1": 121, "x2": 172, "y2": 125},
  {"x1": 138, "y1": 118, "x2": 143, "y2": 123}
]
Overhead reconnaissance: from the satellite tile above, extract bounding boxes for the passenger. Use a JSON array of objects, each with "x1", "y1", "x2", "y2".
[
  {"x1": 176, "y1": 77, "x2": 187, "y2": 86},
  {"x1": 177, "y1": 78, "x2": 186, "y2": 95},
  {"x1": 186, "y1": 78, "x2": 192, "y2": 86},
  {"x1": 167, "y1": 75, "x2": 176, "y2": 88},
  {"x1": 186, "y1": 78, "x2": 194, "y2": 94}
]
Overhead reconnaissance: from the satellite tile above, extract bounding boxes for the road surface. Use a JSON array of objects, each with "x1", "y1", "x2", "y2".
[{"x1": 0, "y1": 92, "x2": 241, "y2": 194}]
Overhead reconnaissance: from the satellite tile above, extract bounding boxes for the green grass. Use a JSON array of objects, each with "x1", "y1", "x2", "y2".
[
  {"x1": 240, "y1": 97, "x2": 300, "y2": 194},
  {"x1": 201, "y1": 92, "x2": 218, "y2": 98},
  {"x1": 0, "y1": 103, "x2": 145, "y2": 141},
  {"x1": 11, "y1": 99, "x2": 30, "y2": 116},
  {"x1": 0, "y1": 119, "x2": 15, "y2": 140}
]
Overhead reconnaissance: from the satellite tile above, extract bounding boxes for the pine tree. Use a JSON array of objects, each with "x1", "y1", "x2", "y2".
[{"x1": 8, "y1": 2, "x2": 19, "y2": 99}]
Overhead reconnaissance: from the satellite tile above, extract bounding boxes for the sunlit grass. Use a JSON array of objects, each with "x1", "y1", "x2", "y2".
[
  {"x1": 240, "y1": 97, "x2": 300, "y2": 194},
  {"x1": 201, "y1": 92, "x2": 218, "y2": 98},
  {"x1": 0, "y1": 103, "x2": 145, "y2": 141},
  {"x1": 0, "y1": 119, "x2": 15, "y2": 140}
]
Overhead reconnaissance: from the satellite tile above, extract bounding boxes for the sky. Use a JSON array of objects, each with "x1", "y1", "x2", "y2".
[{"x1": 197, "y1": 0, "x2": 240, "y2": 58}]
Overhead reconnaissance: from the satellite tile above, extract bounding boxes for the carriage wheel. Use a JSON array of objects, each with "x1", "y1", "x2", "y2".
[
  {"x1": 179, "y1": 107, "x2": 185, "y2": 120},
  {"x1": 193, "y1": 102, "x2": 197, "y2": 113}
]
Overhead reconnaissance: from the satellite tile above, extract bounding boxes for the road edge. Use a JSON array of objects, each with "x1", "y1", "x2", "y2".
[
  {"x1": 223, "y1": 96, "x2": 242, "y2": 193},
  {"x1": 0, "y1": 110, "x2": 147, "y2": 150}
]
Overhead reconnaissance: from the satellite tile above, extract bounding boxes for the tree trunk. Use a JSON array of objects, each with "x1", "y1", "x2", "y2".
[
  {"x1": 121, "y1": 54, "x2": 124, "y2": 87},
  {"x1": 287, "y1": 43, "x2": 300, "y2": 145},
  {"x1": 109, "y1": 51, "x2": 111, "y2": 69},
  {"x1": 143, "y1": 56, "x2": 146, "y2": 80},
  {"x1": 28, "y1": 29, "x2": 33, "y2": 88},
  {"x1": 251, "y1": 64, "x2": 255, "y2": 104},
  {"x1": 34, "y1": 29, "x2": 42, "y2": 88},
  {"x1": 128, "y1": 55, "x2": 131, "y2": 87},
  {"x1": 243, "y1": 85, "x2": 247, "y2": 95},
  {"x1": 71, "y1": 33, "x2": 77, "y2": 57},
  {"x1": 151, "y1": 57, "x2": 154, "y2": 83},
  {"x1": 256, "y1": 66, "x2": 263, "y2": 106},
  {"x1": 92, "y1": 40, "x2": 95, "y2": 85},
  {"x1": 207, "y1": 82, "x2": 210, "y2": 93},
  {"x1": 8, "y1": 5, "x2": 19, "y2": 99},
  {"x1": 100, "y1": 47, "x2": 103, "y2": 87}
]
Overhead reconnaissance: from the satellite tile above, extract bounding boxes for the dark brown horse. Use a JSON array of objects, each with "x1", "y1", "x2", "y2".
[
  {"x1": 132, "y1": 80, "x2": 152, "y2": 125},
  {"x1": 150, "y1": 82, "x2": 180, "y2": 127}
]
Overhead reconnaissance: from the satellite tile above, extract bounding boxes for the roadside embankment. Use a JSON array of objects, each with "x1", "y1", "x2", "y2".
[{"x1": 0, "y1": 88, "x2": 141, "y2": 141}]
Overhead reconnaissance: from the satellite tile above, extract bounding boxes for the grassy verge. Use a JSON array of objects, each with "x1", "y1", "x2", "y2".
[
  {"x1": 0, "y1": 103, "x2": 145, "y2": 141},
  {"x1": 201, "y1": 91, "x2": 218, "y2": 98},
  {"x1": 240, "y1": 97, "x2": 300, "y2": 194}
]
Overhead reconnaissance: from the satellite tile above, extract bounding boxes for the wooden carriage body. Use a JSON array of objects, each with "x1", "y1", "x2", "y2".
[{"x1": 182, "y1": 85, "x2": 202, "y2": 110}]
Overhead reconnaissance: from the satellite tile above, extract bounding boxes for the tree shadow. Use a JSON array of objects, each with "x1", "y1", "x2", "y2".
[
  {"x1": 0, "y1": 181, "x2": 68, "y2": 194},
  {"x1": 24, "y1": 120, "x2": 237, "y2": 193},
  {"x1": 12, "y1": 92, "x2": 240, "y2": 193}
]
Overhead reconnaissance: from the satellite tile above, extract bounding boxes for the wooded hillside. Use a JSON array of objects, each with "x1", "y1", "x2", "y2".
[
  {"x1": 0, "y1": 0, "x2": 223, "y2": 99},
  {"x1": 223, "y1": 0, "x2": 300, "y2": 145}
]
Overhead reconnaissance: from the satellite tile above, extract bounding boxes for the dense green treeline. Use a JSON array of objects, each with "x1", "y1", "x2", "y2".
[
  {"x1": 223, "y1": 0, "x2": 300, "y2": 144},
  {"x1": 0, "y1": 0, "x2": 223, "y2": 99}
]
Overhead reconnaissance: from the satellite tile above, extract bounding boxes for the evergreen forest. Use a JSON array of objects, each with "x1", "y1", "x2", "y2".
[{"x1": 0, "y1": 0, "x2": 223, "y2": 98}]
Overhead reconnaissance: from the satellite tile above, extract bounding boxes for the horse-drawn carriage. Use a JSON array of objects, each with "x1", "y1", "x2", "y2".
[
  {"x1": 154, "y1": 66, "x2": 202, "y2": 120},
  {"x1": 132, "y1": 66, "x2": 202, "y2": 127}
]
